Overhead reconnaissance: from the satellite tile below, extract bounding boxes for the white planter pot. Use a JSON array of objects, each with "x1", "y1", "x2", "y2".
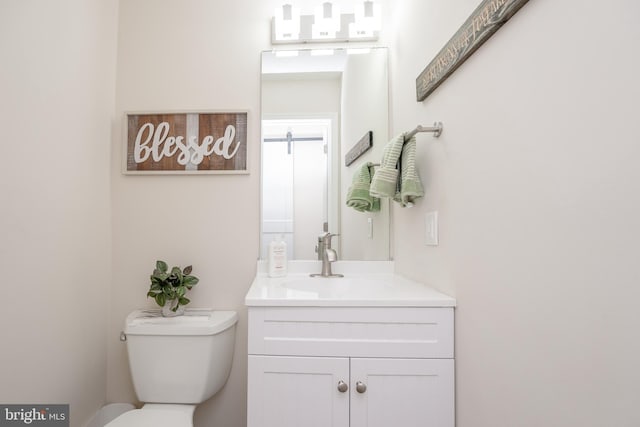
[{"x1": 162, "y1": 300, "x2": 185, "y2": 317}]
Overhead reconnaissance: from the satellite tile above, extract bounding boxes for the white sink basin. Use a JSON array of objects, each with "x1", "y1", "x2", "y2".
[
  {"x1": 282, "y1": 277, "x2": 393, "y2": 296},
  {"x1": 245, "y1": 261, "x2": 456, "y2": 307}
]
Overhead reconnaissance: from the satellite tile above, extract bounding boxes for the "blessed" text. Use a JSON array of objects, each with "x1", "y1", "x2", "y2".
[{"x1": 134, "y1": 121, "x2": 242, "y2": 165}]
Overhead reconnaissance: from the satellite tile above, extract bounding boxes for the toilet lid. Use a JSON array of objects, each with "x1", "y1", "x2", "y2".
[
  {"x1": 125, "y1": 309, "x2": 238, "y2": 336},
  {"x1": 105, "y1": 409, "x2": 192, "y2": 427}
]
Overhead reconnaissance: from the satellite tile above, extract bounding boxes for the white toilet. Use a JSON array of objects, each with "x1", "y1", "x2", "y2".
[{"x1": 106, "y1": 308, "x2": 238, "y2": 427}]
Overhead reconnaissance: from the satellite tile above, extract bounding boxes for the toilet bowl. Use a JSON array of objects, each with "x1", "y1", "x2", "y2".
[{"x1": 106, "y1": 309, "x2": 238, "y2": 427}]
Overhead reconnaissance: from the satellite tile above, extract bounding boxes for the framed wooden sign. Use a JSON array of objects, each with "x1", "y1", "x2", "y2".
[
  {"x1": 345, "y1": 131, "x2": 373, "y2": 166},
  {"x1": 416, "y1": 0, "x2": 530, "y2": 101},
  {"x1": 124, "y1": 111, "x2": 248, "y2": 174}
]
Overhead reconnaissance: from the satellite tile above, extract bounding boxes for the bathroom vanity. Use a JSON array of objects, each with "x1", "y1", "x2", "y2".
[{"x1": 245, "y1": 261, "x2": 456, "y2": 427}]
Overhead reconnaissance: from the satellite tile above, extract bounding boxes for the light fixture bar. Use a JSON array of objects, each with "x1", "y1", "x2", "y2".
[{"x1": 271, "y1": 1, "x2": 380, "y2": 45}]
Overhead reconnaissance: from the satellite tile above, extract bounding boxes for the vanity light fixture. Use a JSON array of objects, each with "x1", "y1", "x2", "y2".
[
  {"x1": 274, "y1": 3, "x2": 301, "y2": 42},
  {"x1": 312, "y1": 2, "x2": 341, "y2": 40},
  {"x1": 271, "y1": 1, "x2": 380, "y2": 45},
  {"x1": 349, "y1": 1, "x2": 381, "y2": 38}
]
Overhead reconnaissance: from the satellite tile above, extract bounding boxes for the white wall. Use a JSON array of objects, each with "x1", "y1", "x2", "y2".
[
  {"x1": 0, "y1": 1, "x2": 118, "y2": 427},
  {"x1": 109, "y1": 1, "x2": 275, "y2": 426},
  {"x1": 388, "y1": 0, "x2": 640, "y2": 425}
]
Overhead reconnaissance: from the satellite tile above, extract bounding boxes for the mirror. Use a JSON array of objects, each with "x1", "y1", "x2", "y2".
[{"x1": 261, "y1": 47, "x2": 390, "y2": 261}]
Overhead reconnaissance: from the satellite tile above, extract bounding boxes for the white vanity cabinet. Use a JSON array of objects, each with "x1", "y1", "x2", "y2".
[{"x1": 247, "y1": 306, "x2": 455, "y2": 427}]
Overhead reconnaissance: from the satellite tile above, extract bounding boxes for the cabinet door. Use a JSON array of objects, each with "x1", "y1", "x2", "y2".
[
  {"x1": 248, "y1": 355, "x2": 350, "y2": 427},
  {"x1": 350, "y1": 358, "x2": 454, "y2": 427}
]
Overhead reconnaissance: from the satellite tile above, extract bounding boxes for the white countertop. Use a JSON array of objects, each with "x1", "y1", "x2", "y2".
[{"x1": 245, "y1": 261, "x2": 456, "y2": 307}]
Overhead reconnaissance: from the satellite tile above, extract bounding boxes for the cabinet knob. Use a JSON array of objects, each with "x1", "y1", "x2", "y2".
[
  {"x1": 356, "y1": 381, "x2": 367, "y2": 393},
  {"x1": 337, "y1": 380, "x2": 348, "y2": 393}
]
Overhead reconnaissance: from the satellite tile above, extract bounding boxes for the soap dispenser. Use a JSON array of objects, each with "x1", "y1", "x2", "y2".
[{"x1": 268, "y1": 235, "x2": 287, "y2": 278}]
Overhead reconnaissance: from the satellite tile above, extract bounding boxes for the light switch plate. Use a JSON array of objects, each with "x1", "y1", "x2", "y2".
[{"x1": 425, "y1": 211, "x2": 439, "y2": 246}]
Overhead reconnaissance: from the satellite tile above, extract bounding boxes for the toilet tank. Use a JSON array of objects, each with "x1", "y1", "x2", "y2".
[{"x1": 124, "y1": 309, "x2": 238, "y2": 404}]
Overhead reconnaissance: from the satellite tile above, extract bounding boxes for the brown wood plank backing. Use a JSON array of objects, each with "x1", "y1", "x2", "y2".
[
  {"x1": 416, "y1": 0, "x2": 530, "y2": 101},
  {"x1": 198, "y1": 113, "x2": 248, "y2": 171},
  {"x1": 127, "y1": 114, "x2": 186, "y2": 171}
]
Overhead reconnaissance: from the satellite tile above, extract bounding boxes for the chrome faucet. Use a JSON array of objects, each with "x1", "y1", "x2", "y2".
[{"x1": 311, "y1": 232, "x2": 343, "y2": 278}]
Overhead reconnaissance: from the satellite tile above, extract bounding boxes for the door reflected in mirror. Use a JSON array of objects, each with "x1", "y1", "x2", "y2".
[
  {"x1": 262, "y1": 118, "x2": 336, "y2": 260},
  {"x1": 261, "y1": 47, "x2": 390, "y2": 261}
]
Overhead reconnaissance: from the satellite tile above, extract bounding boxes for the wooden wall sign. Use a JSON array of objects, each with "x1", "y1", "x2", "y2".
[
  {"x1": 124, "y1": 112, "x2": 248, "y2": 174},
  {"x1": 416, "y1": 0, "x2": 530, "y2": 102},
  {"x1": 345, "y1": 131, "x2": 373, "y2": 166}
]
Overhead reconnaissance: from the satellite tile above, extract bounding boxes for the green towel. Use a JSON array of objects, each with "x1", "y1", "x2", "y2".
[
  {"x1": 393, "y1": 136, "x2": 424, "y2": 207},
  {"x1": 346, "y1": 162, "x2": 380, "y2": 212},
  {"x1": 370, "y1": 133, "x2": 404, "y2": 198},
  {"x1": 370, "y1": 133, "x2": 424, "y2": 207}
]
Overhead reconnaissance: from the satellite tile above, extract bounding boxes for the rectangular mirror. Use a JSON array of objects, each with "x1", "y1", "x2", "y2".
[{"x1": 261, "y1": 47, "x2": 390, "y2": 261}]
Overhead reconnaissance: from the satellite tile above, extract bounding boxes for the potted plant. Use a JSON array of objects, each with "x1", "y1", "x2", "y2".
[{"x1": 147, "y1": 260, "x2": 199, "y2": 316}]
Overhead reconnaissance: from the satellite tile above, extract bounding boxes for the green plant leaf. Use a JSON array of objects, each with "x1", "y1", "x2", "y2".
[
  {"x1": 170, "y1": 267, "x2": 183, "y2": 284},
  {"x1": 155, "y1": 293, "x2": 166, "y2": 307},
  {"x1": 163, "y1": 287, "x2": 175, "y2": 298},
  {"x1": 177, "y1": 286, "x2": 186, "y2": 297},
  {"x1": 183, "y1": 265, "x2": 193, "y2": 275},
  {"x1": 178, "y1": 297, "x2": 190, "y2": 306},
  {"x1": 152, "y1": 271, "x2": 169, "y2": 282},
  {"x1": 183, "y1": 276, "x2": 199, "y2": 286},
  {"x1": 156, "y1": 260, "x2": 168, "y2": 273}
]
